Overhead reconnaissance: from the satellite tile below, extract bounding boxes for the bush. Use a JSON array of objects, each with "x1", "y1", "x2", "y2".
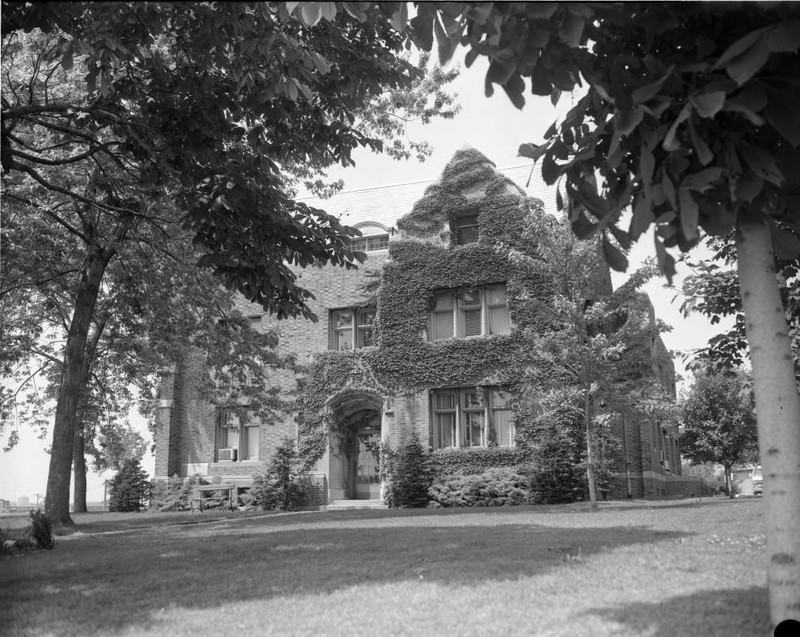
[
  {"x1": 13, "y1": 535, "x2": 36, "y2": 553},
  {"x1": 250, "y1": 438, "x2": 306, "y2": 511},
  {"x1": 109, "y1": 458, "x2": 151, "y2": 512},
  {"x1": 431, "y1": 446, "x2": 530, "y2": 476},
  {"x1": 385, "y1": 432, "x2": 432, "y2": 508},
  {"x1": 0, "y1": 529, "x2": 11, "y2": 556},
  {"x1": 150, "y1": 474, "x2": 198, "y2": 511},
  {"x1": 28, "y1": 510, "x2": 54, "y2": 550},
  {"x1": 428, "y1": 467, "x2": 530, "y2": 507}
]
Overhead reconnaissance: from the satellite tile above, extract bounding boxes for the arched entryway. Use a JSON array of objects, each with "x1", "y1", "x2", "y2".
[{"x1": 327, "y1": 391, "x2": 383, "y2": 501}]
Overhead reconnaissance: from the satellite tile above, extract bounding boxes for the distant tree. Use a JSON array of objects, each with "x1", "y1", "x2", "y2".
[
  {"x1": 682, "y1": 237, "x2": 799, "y2": 388},
  {"x1": 108, "y1": 458, "x2": 150, "y2": 512},
  {"x1": 679, "y1": 368, "x2": 759, "y2": 498}
]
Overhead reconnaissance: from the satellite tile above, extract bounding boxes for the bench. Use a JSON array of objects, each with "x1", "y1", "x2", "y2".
[{"x1": 190, "y1": 483, "x2": 238, "y2": 513}]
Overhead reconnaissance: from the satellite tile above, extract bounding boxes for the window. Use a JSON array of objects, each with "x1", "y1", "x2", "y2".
[
  {"x1": 351, "y1": 222, "x2": 391, "y2": 253},
  {"x1": 453, "y1": 214, "x2": 479, "y2": 245},
  {"x1": 351, "y1": 234, "x2": 389, "y2": 252},
  {"x1": 429, "y1": 284, "x2": 510, "y2": 340},
  {"x1": 431, "y1": 387, "x2": 514, "y2": 449},
  {"x1": 217, "y1": 411, "x2": 259, "y2": 462},
  {"x1": 330, "y1": 307, "x2": 376, "y2": 350}
]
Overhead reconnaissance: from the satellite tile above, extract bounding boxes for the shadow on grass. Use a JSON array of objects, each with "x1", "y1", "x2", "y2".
[
  {"x1": 584, "y1": 586, "x2": 769, "y2": 637},
  {"x1": 1, "y1": 516, "x2": 689, "y2": 637}
]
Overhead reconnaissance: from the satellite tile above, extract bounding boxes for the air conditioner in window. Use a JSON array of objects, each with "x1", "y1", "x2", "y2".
[{"x1": 218, "y1": 448, "x2": 237, "y2": 462}]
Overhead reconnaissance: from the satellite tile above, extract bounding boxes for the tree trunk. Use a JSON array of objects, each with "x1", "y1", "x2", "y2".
[
  {"x1": 724, "y1": 464, "x2": 734, "y2": 499},
  {"x1": 44, "y1": 244, "x2": 115, "y2": 526},
  {"x1": 584, "y1": 390, "x2": 598, "y2": 510},
  {"x1": 736, "y1": 219, "x2": 800, "y2": 628},
  {"x1": 72, "y1": 429, "x2": 88, "y2": 513}
]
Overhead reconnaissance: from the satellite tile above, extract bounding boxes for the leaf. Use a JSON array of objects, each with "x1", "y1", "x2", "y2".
[
  {"x1": 593, "y1": 82, "x2": 615, "y2": 105},
  {"x1": 542, "y1": 153, "x2": 561, "y2": 185},
  {"x1": 741, "y1": 147, "x2": 784, "y2": 186},
  {"x1": 654, "y1": 235, "x2": 676, "y2": 284},
  {"x1": 662, "y1": 105, "x2": 691, "y2": 152},
  {"x1": 410, "y1": 5, "x2": 435, "y2": 51},
  {"x1": 733, "y1": 172, "x2": 764, "y2": 202},
  {"x1": 699, "y1": 203, "x2": 735, "y2": 236},
  {"x1": 526, "y1": 3, "x2": 559, "y2": 19},
  {"x1": 559, "y1": 11, "x2": 584, "y2": 47},
  {"x1": 766, "y1": 98, "x2": 800, "y2": 147},
  {"x1": 615, "y1": 107, "x2": 644, "y2": 136},
  {"x1": 319, "y1": 2, "x2": 337, "y2": 21},
  {"x1": 434, "y1": 14, "x2": 459, "y2": 65},
  {"x1": 556, "y1": 187, "x2": 564, "y2": 212},
  {"x1": 300, "y1": 3, "x2": 323, "y2": 27},
  {"x1": 682, "y1": 168, "x2": 723, "y2": 193},
  {"x1": 688, "y1": 119, "x2": 713, "y2": 166},
  {"x1": 631, "y1": 66, "x2": 674, "y2": 104},
  {"x1": 728, "y1": 40, "x2": 770, "y2": 85},
  {"x1": 713, "y1": 26, "x2": 768, "y2": 70},
  {"x1": 502, "y1": 74, "x2": 526, "y2": 109},
  {"x1": 689, "y1": 91, "x2": 726, "y2": 118},
  {"x1": 630, "y1": 193, "x2": 655, "y2": 240},
  {"x1": 285, "y1": 2, "x2": 300, "y2": 16},
  {"x1": 721, "y1": 101, "x2": 765, "y2": 126},
  {"x1": 679, "y1": 188, "x2": 700, "y2": 241},
  {"x1": 518, "y1": 142, "x2": 548, "y2": 162},
  {"x1": 771, "y1": 225, "x2": 800, "y2": 260},
  {"x1": 571, "y1": 209, "x2": 598, "y2": 238},
  {"x1": 767, "y1": 22, "x2": 800, "y2": 53},
  {"x1": 608, "y1": 224, "x2": 632, "y2": 251},
  {"x1": 602, "y1": 236, "x2": 629, "y2": 272},
  {"x1": 389, "y1": 3, "x2": 408, "y2": 33}
]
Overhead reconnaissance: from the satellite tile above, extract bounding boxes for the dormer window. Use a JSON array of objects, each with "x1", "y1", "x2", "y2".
[
  {"x1": 350, "y1": 222, "x2": 391, "y2": 253},
  {"x1": 454, "y1": 213, "x2": 479, "y2": 245}
]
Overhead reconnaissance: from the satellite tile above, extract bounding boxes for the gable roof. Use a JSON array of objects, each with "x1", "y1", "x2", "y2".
[{"x1": 298, "y1": 152, "x2": 558, "y2": 231}]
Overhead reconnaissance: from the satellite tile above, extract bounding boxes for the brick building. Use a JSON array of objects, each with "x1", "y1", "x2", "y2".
[{"x1": 154, "y1": 148, "x2": 706, "y2": 504}]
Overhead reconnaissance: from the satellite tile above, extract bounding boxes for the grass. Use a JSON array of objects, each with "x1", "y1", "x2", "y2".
[{"x1": 0, "y1": 498, "x2": 768, "y2": 637}]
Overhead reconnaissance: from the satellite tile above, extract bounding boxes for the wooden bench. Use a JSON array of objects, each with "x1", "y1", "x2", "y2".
[{"x1": 190, "y1": 483, "x2": 238, "y2": 513}]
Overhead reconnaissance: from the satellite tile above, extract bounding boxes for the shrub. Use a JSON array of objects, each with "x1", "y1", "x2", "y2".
[
  {"x1": 428, "y1": 467, "x2": 530, "y2": 507},
  {"x1": 431, "y1": 446, "x2": 530, "y2": 476},
  {"x1": 13, "y1": 534, "x2": 36, "y2": 552},
  {"x1": 150, "y1": 474, "x2": 197, "y2": 511},
  {"x1": 109, "y1": 458, "x2": 151, "y2": 512},
  {"x1": 0, "y1": 529, "x2": 11, "y2": 556},
  {"x1": 250, "y1": 438, "x2": 306, "y2": 511},
  {"x1": 385, "y1": 432, "x2": 433, "y2": 508},
  {"x1": 28, "y1": 510, "x2": 54, "y2": 550}
]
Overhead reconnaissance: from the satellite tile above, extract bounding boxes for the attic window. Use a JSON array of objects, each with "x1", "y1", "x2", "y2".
[
  {"x1": 454, "y1": 214, "x2": 479, "y2": 245},
  {"x1": 351, "y1": 222, "x2": 391, "y2": 253}
]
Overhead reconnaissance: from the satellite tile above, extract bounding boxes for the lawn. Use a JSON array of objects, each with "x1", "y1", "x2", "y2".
[{"x1": 0, "y1": 498, "x2": 768, "y2": 637}]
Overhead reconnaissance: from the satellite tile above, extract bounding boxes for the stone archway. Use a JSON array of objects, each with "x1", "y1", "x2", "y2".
[{"x1": 327, "y1": 390, "x2": 383, "y2": 501}]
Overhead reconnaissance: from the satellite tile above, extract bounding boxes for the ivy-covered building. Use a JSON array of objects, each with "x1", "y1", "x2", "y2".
[{"x1": 154, "y1": 148, "x2": 705, "y2": 504}]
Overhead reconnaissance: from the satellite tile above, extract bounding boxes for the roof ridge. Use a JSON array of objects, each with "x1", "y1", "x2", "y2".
[{"x1": 297, "y1": 163, "x2": 540, "y2": 201}]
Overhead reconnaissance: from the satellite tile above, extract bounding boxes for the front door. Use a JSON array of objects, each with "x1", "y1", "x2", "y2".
[{"x1": 354, "y1": 422, "x2": 381, "y2": 499}]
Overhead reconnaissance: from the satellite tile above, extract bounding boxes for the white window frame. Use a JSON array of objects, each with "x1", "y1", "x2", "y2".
[
  {"x1": 429, "y1": 284, "x2": 510, "y2": 340},
  {"x1": 431, "y1": 387, "x2": 514, "y2": 449},
  {"x1": 217, "y1": 411, "x2": 259, "y2": 462},
  {"x1": 329, "y1": 307, "x2": 376, "y2": 350}
]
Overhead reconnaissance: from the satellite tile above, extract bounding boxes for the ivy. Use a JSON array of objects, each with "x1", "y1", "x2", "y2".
[{"x1": 295, "y1": 149, "x2": 564, "y2": 467}]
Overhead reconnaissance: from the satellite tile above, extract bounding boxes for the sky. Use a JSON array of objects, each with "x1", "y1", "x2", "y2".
[{"x1": 0, "y1": 52, "x2": 732, "y2": 506}]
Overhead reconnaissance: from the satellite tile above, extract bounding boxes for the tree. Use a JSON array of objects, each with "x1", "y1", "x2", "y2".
[
  {"x1": 515, "y1": 211, "x2": 673, "y2": 509},
  {"x1": 2, "y1": 2, "x2": 454, "y2": 526},
  {"x1": 402, "y1": 2, "x2": 800, "y2": 626},
  {"x1": 108, "y1": 457, "x2": 150, "y2": 513},
  {"x1": 682, "y1": 237, "x2": 800, "y2": 388},
  {"x1": 679, "y1": 368, "x2": 759, "y2": 497}
]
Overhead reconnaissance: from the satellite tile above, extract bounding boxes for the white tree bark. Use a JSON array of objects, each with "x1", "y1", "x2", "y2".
[{"x1": 736, "y1": 219, "x2": 800, "y2": 629}]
